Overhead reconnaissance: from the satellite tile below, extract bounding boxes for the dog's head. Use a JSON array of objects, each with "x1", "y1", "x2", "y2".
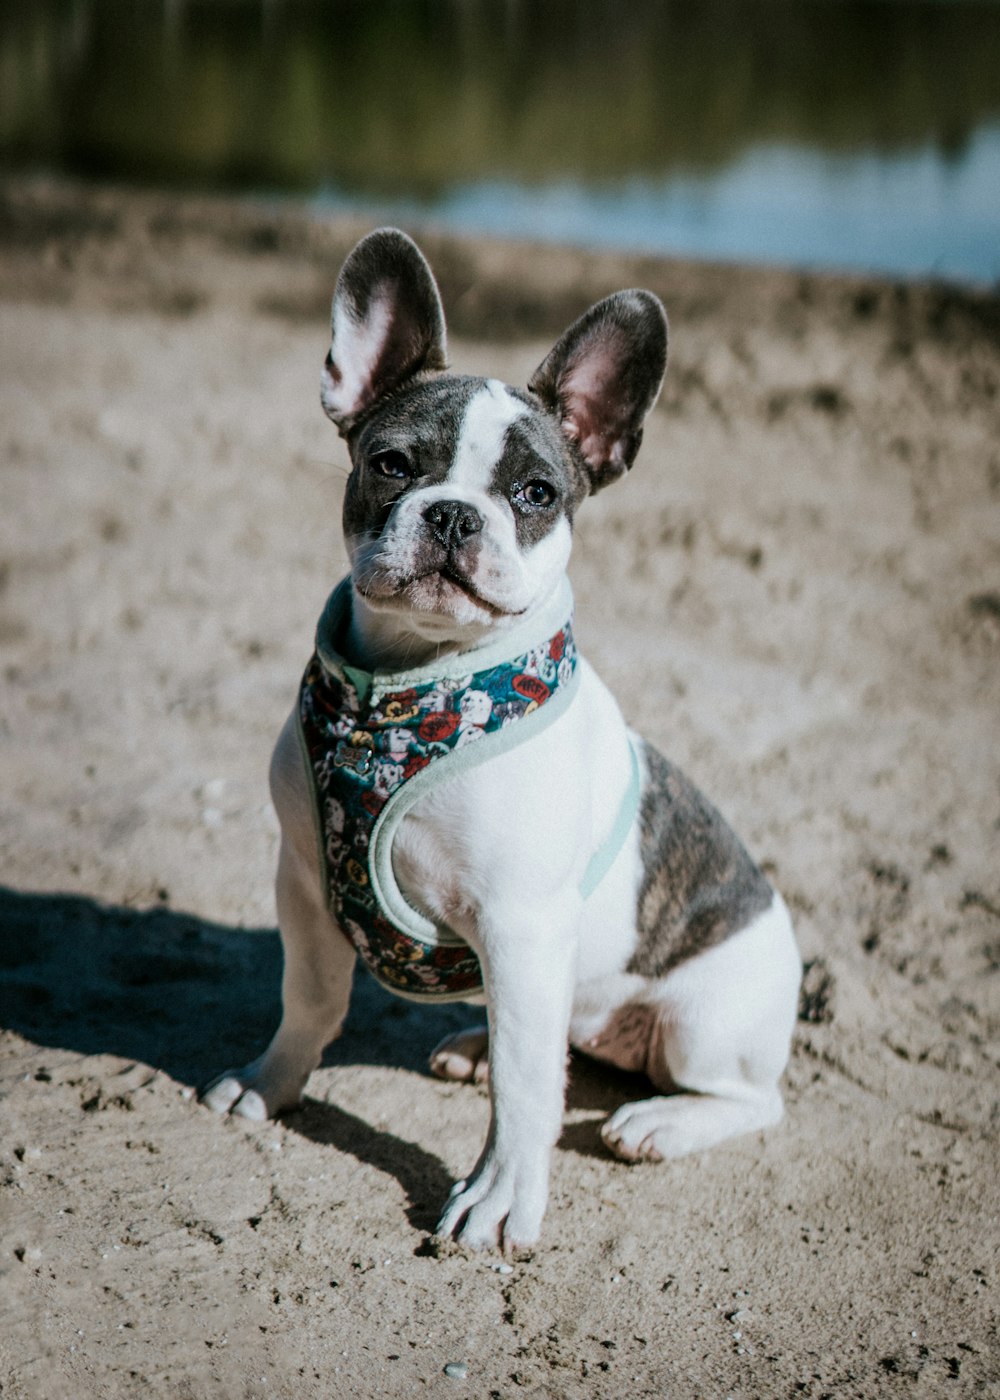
[{"x1": 321, "y1": 228, "x2": 667, "y2": 649}]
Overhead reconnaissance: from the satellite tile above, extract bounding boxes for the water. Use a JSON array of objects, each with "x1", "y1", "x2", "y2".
[
  {"x1": 2, "y1": 0, "x2": 999, "y2": 284},
  {"x1": 315, "y1": 130, "x2": 1000, "y2": 284}
]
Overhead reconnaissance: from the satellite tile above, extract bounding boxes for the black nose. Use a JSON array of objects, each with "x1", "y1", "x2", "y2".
[{"x1": 423, "y1": 498, "x2": 484, "y2": 549}]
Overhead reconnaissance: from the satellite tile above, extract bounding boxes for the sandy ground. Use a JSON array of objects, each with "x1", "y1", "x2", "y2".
[{"x1": 1, "y1": 178, "x2": 998, "y2": 1399}]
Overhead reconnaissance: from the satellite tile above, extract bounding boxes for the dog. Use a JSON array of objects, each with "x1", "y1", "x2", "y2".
[{"x1": 202, "y1": 228, "x2": 801, "y2": 1252}]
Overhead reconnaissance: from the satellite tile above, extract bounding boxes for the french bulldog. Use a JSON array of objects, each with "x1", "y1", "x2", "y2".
[{"x1": 202, "y1": 228, "x2": 801, "y2": 1253}]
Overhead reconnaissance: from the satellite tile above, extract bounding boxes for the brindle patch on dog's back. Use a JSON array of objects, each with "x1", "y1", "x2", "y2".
[{"x1": 627, "y1": 739, "x2": 773, "y2": 979}]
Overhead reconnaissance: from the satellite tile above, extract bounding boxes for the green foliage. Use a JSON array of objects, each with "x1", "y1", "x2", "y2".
[{"x1": 2, "y1": 0, "x2": 999, "y2": 191}]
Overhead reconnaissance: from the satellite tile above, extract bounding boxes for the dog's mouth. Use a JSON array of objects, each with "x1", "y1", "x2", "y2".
[
  {"x1": 436, "y1": 563, "x2": 525, "y2": 618},
  {"x1": 357, "y1": 562, "x2": 525, "y2": 621}
]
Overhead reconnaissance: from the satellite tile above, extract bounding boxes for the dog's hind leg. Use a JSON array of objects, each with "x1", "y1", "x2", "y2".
[
  {"x1": 201, "y1": 713, "x2": 356, "y2": 1120},
  {"x1": 600, "y1": 894, "x2": 800, "y2": 1162}
]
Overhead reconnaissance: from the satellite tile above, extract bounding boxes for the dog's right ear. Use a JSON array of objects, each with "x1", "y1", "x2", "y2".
[{"x1": 320, "y1": 228, "x2": 448, "y2": 434}]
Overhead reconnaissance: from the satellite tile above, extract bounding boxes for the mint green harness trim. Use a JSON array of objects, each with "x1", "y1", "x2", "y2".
[{"x1": 579, "y1": 736, "x2": 642, "y2": 900}]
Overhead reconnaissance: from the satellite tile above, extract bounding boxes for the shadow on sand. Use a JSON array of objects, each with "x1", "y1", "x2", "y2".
[
  {"x1": 1, "y1": 885, "x2": 640, "y2": 1220},
  {"x1": 0, "y1": 883, "x2": 477, "y2": 1083}
]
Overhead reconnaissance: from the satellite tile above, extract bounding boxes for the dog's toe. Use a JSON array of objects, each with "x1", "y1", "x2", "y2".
[
  {"x1": 230, "y1": 1088, "x2": 269, "y2": 1121},
  {"x1": 600, "y1": 1099, "x2": 678, "y2": 1162},
  {"x1": 199, "y1": 1073, "x2": 246, "y2": 1115},
  {"x1": 198, "y1": 1060, "x2": 302, "y2": 1120},
  {"x1": 429, "y1": 1026, "x2": 489, "y2": 1084},
  {"x1": 431, "y1": 1049, "x2": 489, "y2": 1084}
]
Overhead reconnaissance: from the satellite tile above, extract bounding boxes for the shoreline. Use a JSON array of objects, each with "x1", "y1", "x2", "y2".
[{"x1": 4, "y1": 173, "x2": 998, "y2": 342}]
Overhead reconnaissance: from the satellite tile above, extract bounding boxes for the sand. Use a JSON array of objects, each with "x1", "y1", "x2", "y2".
[{"x1": 1, "y1": 176, "x2": 998, "y2": 1399}]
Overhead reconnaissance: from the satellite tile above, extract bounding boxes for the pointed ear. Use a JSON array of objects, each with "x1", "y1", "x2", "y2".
[
  {"x1": 320, "y1": 228, "x2": 448, "y2": 433},
  {"x1": 528, "y1": 290, "x2": 668, "y2": 493}
]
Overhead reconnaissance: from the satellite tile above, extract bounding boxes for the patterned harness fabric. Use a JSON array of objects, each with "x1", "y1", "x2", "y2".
[{"x1": 297, "y1": 583, "x2": 579, "y2": 1000}]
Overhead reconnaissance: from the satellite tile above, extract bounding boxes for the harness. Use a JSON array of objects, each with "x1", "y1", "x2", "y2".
[{"x1": 297, "y1": 576, "x2": 639, "y2": 1002}]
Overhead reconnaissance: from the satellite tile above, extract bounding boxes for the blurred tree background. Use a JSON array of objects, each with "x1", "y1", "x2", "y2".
[
  {"x1": 3, "y1": 0, "x2": 999, "y2": 190},
  {"x1": 1, "y1": 0, "x2": 998, "y2": 278}
]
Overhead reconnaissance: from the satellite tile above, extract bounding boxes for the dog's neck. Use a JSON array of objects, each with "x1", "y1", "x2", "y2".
[{"x1": 343, "y1": 585, "x2": 512, "y2": 673}]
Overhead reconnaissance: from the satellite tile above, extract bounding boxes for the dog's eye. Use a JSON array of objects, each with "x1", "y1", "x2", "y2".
[
  {"x1": 370, "y1": 450, "x2": 412, "y2": 480},
  {"x1": 514, "y1": 480, "x2": 557, "y2": 509}
]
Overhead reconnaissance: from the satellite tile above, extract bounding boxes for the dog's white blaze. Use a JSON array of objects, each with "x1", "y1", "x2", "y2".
[
  {"x1": 322, "y1": 292, "x2": 393, "y2": 420},
  {"x1": 449, "y1": 380, "x2": 527, "y2": 492}
]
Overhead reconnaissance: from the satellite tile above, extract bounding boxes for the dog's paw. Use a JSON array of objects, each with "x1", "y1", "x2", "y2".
[
  {"x1": 601, "y1": 1091, "x2": 784, "y2": 1162},
  {"x1": 429, "y1": 1026, "x2": 489, "y2": 1085},
  {"x1": 600, "y1": 1098, "x2": 674, "y2": 1162},
  {"x1": 436, "y1": 1156, "x2": 546, "y2": 1253},
  {"x1": 199, "y1": 1059, "x2": 304, "y2": 1121}
]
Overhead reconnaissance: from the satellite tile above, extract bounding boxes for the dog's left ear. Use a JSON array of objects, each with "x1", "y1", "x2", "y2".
[
  {"x1": 321, "y1": 227, "x2": 448, "y2": 434},
  {"x1": 529, "y1": 290, "x2": 668, "y2": 494}
]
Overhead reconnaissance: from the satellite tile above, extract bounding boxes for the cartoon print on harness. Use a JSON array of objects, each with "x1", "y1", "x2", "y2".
[{"x1": 298, "y1": 592, "x2": 580, "y2": 998}]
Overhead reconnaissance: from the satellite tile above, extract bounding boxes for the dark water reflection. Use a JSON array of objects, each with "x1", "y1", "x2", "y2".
[{"x1": 2, "y1": 0, "x2": 999, "y2": 281}]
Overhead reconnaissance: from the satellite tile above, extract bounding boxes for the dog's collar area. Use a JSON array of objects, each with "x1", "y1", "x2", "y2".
[{"x1": 315, "y1": 574, "x2": 575, "y2": 710}]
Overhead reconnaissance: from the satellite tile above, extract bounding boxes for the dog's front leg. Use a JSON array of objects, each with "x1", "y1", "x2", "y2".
[
  {"x1": 201, "y1": 712, "x2": 356, "y2": 1119},
  {"x1": 436, "y1": 902, "x2": 577, "y2": 1253}
]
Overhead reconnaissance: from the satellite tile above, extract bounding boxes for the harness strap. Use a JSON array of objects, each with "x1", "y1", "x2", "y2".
[{"x1": 579, "y1": 738, "x2": 642, "y2": 900}]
